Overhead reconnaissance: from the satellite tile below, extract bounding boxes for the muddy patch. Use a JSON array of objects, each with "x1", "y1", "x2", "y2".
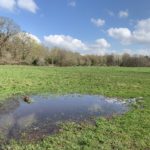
[{"x1": 0, "y1": 94, "x2": 129, "y2": 142}]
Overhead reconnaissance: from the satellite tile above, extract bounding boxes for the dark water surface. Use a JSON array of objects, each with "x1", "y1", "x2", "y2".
[{"x1": 0, "y1": 94, "x2": 128, "y2": 142}]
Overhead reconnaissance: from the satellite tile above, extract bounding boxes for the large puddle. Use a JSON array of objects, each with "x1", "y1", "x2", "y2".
[{"x1": 0, "y1": 94, "x2": 128, "y2": 142}]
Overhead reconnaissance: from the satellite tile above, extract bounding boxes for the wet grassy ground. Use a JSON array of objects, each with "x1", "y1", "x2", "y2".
[{"x1": 0, "y1": 66, "x2": 150, "y2": 149}]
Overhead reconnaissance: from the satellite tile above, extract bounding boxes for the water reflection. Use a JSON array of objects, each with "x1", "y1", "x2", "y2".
[{"x1": 0, "y1": 94, "x2": 128, "y2": 142}]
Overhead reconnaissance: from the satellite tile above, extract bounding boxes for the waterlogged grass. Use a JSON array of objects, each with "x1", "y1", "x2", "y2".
[{"x1": 0, "y1": 66, "x2": 150, "y2": 149}]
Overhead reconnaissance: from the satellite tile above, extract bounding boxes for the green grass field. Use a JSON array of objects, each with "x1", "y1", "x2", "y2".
[{"x1": 0, "y1": 66, "x2": 150, "y2": 149}]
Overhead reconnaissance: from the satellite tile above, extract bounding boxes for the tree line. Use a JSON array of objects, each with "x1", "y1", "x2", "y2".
[
  {"x1": 46, "y1": 48, "x2": 150, "y2": 67},
  {"x1": 0, "y1": 16, "x2": 150, "y2": 67}
]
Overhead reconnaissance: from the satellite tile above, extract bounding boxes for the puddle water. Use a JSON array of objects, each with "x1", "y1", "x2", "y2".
[{"x1": 0, "y1": 94, "x2": 128, "y2": 142}]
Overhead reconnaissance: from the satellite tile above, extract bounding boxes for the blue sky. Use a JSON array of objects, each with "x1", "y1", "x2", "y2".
[{"x1": 0, "y1": 0, "x2": 150, "y2": 55}]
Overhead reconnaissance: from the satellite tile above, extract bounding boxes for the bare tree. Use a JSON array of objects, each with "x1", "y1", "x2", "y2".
[{"x1": 0, "y1": 16, "x2": 20, "y2": 57}]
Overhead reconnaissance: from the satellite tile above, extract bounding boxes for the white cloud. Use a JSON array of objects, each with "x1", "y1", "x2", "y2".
[
  {"x1": 118, "y1": 10, "x2": 129, "y2": 18},
  {"x1": 120, "y1": 49, "x2": 150, "y2": 56},
  {"x1": 44, "y1": 35, "x2": 87, "y2": 52},
  {"x1": 44, "y1": 35, "x2": 111, "y2": 55},
  {"x1": 17, "y1": 0, "x2": 38, "y2": 13},
  {"x1": 136, "y1": 49, "x2": 150, "y2": 55},
  {"x1": 91, "y1": 18, "x2": 105, "y2": 27},
  {"x1": 0, "y1": 0, "x2": 16, "y2": 11},
  {"x1": 133, "y1": 18, "x2": 150, "y2": 44},
  {"x1": 0, "y1": 0, "x2": 38, "y2": 13},
  {"x1": 108, "y1": 18, "x2": 150, "y2": 46},
  {"x1": 68, "y1": 1, "x2": 76, "y2": 7},
  {"x1": 26, "y1": 33, "x2": 41, "y2": 43},
  {"x1": 89, "y1": 38, "x2": 111, "y2": 55},
  {"x1": 108, "y1": 28, "x2": 132, "y2": 44},
  {"x1": 95, "y1": 38, "x2": 111, "y2": 49}
]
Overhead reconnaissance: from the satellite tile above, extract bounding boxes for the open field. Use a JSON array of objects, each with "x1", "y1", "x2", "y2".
[{"x1": 0, "y1": 66, "x2": 150, "y2": 149}]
